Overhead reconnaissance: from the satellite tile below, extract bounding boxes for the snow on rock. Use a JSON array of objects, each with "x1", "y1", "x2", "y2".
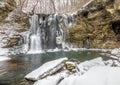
[
  {"x1": 0, "y1": 1, "x2": 5, "y2": 8},
  {"x1": 25, "y1": 57, "x2": 68, "y2": 81},
  {"x1": 34, "y1": 76, "x2": 60, "y2": 85},
  {"x1": 59, "y1": 66, "x2": 120, "y2": 85},
  {"x1": 22, "y1": 7, "x2": 32, "y2": 14},
  {"x1": 34, "y1": 71, "x2": 69, "y2": 85},
  {"x1": 113, "y1": 60, "x2": 120, "y2": 66},
  {"x1": 0, "y1": 48, "x2": 10, "y2": 61},
  {"x1": 0, "y1": 48, "x2": 8, "y2": 55},
  {"x1": 104, "y1": 59, "x2": 113, "y2": 66},
  {"x1": 110, "y1": 55, "x2": 118, "y2": 59},
  {"x1": 78, "y1": 57, "x2": 105, "y2": 74},
  {"x1": 58, "y1": 75, "x2": 79, "y2": 85},
  {"x1": 111, "y1": 48, "x2": 120, "y2": 56},
  {"x1": 0, "y1": 56, "x2": 10, "y2": 62}
]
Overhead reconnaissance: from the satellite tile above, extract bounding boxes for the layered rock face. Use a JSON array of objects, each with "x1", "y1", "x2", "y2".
[
  {"x1": 0, "y1": 0, "x2": 16, "y2": 22},
  {"x1": 67, "y1": 0, "x2": 120, "y2": 48}
]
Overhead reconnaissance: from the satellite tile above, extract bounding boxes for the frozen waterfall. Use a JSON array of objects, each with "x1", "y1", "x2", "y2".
[{"x1": 27, "y1": 14, "x2": 75, "y2": 53}]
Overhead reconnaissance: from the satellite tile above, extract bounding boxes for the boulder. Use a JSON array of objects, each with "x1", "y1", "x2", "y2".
[
  {"x1": 111, "y1": 48, "x2": 120, "y2": 56},
  {"x1": 34, "y1": 71, "x2": 69, "y2": 85},
  {"x1": 25, "y1": 58, "x2": 68, "y2": 81}
]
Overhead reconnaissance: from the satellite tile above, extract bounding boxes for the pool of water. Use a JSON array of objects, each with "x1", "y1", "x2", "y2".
[{"x1": 0, "y1": 51, "x2": 109, "y2": 85}]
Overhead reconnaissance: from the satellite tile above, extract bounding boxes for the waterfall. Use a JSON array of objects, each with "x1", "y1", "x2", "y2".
[
  {"x1": 28, "y1": 15, "x2": 42, "y2": 53},
  {"x1": 27, "y1": 14, "x2": 75, "y2": 53},
  {"x1": 30, "y1": 34, "x2": 42, "y2": 51}
]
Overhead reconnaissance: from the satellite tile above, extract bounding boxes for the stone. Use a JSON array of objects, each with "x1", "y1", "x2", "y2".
[
  {"x1": 111, "y1": 48, "x2": 120, "y2": 56},
  {"x1": 25, "y1": 58, "x2": 68, "y2": 81}
]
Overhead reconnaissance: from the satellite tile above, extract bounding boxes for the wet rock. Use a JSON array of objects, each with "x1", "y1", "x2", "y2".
[{"x1": 65, "y1": 61, "x2": 77, "y2": 72}]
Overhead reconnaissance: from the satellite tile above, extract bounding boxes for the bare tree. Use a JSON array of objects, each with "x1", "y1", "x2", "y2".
[
  {"x1": 15, "y1": 0, "x2": 92, "y2": 14},
  {"x1": 31, "y1": 0, "x2": 39, "y2": 14}
]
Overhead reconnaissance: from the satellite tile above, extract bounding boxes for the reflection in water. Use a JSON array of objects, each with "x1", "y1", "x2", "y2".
[{"x1": 0, "y1": 51, "x2": 107, "y2": 85}]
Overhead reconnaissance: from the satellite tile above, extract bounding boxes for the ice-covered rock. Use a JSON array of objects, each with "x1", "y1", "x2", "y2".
[
  {"x1": 59, "y1": 66, "x2": 120, "y2": 85},
  {"x1": 25, "y1": 57, "x2": 68, "y2": 81}
]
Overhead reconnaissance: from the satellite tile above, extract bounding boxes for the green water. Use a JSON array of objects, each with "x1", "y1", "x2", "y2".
[{"x1": 0, "y1": 51, "x2": 108, "y2": 85}]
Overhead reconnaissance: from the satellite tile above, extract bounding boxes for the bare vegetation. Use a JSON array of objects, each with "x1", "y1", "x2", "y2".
[{"x1": 15, "y1": 0, "x2": 91, "y2": 14}]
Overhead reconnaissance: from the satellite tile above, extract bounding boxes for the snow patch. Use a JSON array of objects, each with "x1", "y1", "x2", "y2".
[
  {"x1": 34, "y1": 71, "x2": 69, "y2": 85},
  {"x1": 0, "y1": 56, "x2": 10, "y2": 62},
  {"x1": 78, "y1": 57, "x2": 105, "y2": 74},
  {"x1": 0, "y1": 1, "x2": 5, "y2": 8},
  {"x1": 59, "y1": 66, "x2": 120, "y2": 85},
  {"x1": 111, "y1": 48, "x2": 120, "y2": 56}
]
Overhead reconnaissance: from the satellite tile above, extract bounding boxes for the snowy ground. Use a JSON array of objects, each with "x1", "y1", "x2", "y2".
[
  {"x1": 0, "y1": 48, "x2": 10, "y2": 61},
  {"x1": 59, "y1": 66, "x2": 120, "y2": 85}
]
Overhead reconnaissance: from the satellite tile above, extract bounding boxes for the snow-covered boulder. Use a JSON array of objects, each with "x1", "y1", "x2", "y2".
[
  {"x1": 25, "y1": 57, "x2": 68, "y2": 81},
  {"x1": 34, "y1": 76, "x2": 60, "y2": 85},
  {"x1": 59, "y1": 66, "x2": 120, "y2": 85},
  {"x1": 78, "y1": 57, "x2": 105, "y2": 74},
  {"x1": 34, "y1": 71, "x2": 69, "y2": 85},
  {"x1": 111, "y1": 48, "x2": 120, "y2": 56}
]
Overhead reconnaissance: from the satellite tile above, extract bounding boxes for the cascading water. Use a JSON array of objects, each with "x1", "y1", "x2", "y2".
[
  {"x1": 27, "y1": 14, "x2": 75, "y2": 53},
  {"x1": 28, "y1": 15, "x2": 42, "y2": 53}
]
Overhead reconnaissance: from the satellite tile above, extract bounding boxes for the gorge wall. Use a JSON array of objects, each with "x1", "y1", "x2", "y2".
[{"x1": 67, "y1": 0, "x2": 120, "y2": 48}]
